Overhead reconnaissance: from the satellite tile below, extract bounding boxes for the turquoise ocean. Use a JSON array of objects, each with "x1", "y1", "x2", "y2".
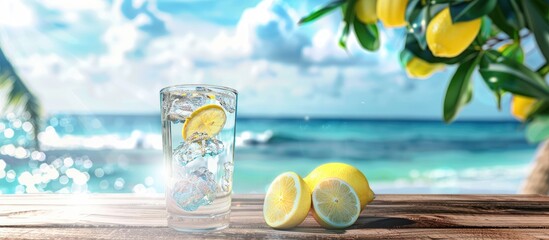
[{"x1": 0, "y1": 115, "x2": 538, "y2": 194}]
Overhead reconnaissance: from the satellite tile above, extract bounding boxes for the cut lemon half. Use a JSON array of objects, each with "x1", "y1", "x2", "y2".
[
  {"x1": 312, "y1": 178, "x2": 361, "y2": 229},
  {"x1": 263, "y1": 172, "x2": 311, "y2": 229},
  {"x1": 182, "y1": 104, "x2": 226, "y2": 141}
]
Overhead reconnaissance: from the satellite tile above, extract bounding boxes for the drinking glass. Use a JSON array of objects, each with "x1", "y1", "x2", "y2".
[{"x1": 160, "y1": 84, "x2": 237, "y2": 231}]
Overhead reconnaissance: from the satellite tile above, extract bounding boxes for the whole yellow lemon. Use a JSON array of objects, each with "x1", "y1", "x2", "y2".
[
  {"x1": 426, "y1": 8, "x2": 481, "y2": 58},
  {"x1": 304, "y1": 162, "x2": 375, "y2": 210},
  {"x1": 377, "y1": 0, "x2": 408, "y2": 28},
  {"x1": 355, "y1": 0, "x2": 377, "y2": 24},
  {"x1": 511, "y1": 95, "x2": 536, "y2": 121},
  {"x1": 405, "y1": 57, "x2": 445, "y2": 79}
]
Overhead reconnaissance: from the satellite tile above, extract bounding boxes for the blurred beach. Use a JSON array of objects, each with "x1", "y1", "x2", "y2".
[{"x1": 0, "y1": 115, "x2": 538, "y2": 194}]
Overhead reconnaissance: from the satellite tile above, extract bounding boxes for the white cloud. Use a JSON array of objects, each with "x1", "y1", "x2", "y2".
[
  {"x1": 39, "y1": 0, "x2": 107, "y2": 11},
  {"x1": 1, "y1": 0, "x2": 509, "y2": 119},
  {"x1": 0, "y1": 1, "x2": 36, "y2": 27},
  {"x1": 101, "y1": 23, "x2": 139, "y2": 67}
]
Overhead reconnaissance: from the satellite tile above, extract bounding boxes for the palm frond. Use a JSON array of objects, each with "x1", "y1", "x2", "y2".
[{"x1": 0, "y1": 46, "x2": 42, "y2": 149}]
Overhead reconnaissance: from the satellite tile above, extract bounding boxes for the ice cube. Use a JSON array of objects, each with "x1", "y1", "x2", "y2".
[
  {"x1": 173, "y1": 134, "x2": 225, "y2": 166},
  {"x1": 166, "y1": 98, "x2": 193, "y2": 122},
  {"x1": 221, "y1": 161, "x2": 233, "y2": 192},
  {"x1": 204, "y1": 138, "x2": 224, "y2": 155},
  {"x1": 215, "y1": 92, "x2": 236, "y2": 113},
  {"x1": 195, "y1": 86, "x2": 212, "y2": 92},
  {"x1": 188, "y1": 92, "x2": 209, "y2": 107},
  {"x1": 171, "y1": 167, "x2": 217, "y2": 211},
  {"x1": 164, "y1": 91, "x2": 215, "y2": 122},
  {"x1": 173, "y1": 141, "x2": 202, "y2": 165}
]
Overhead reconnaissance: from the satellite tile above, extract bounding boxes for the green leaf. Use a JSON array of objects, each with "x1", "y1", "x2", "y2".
[
  {"x1": 443, "y1": 53, "x2": 483, "y2": 122},
  {"x1": 342, "y1": 0, "x2": 356, "y2": 23},
  {"x1": 495, "y1": 91, "x2": 503, "y2": 110},
  {"x1": 0, "y1": 47, "x2": 42, "y2": 149},
  {"x1": 339, "y1": 0, "x2": 356, "y2": 50},
  {"x1": 399, "y1": 49, "x2": 414, "y2": 68},
  {"x1": 522, "y1": 0, "x2": 549, "y2": 63},
  {"x1": 339, "y1": 23, "x2": 351, "y2": 49},
  {"x1": 450, "y1": 0, "x2": 497, "y2": 23},
  {"x1": 405, "y1": 0, "x2": 421, "y2": 24},
  {"x1": 488, "y1": 3, "x2": 518, "y2": 38},
  {"x1": 353, "y1": 17, "x2": 379, "y2": 51},
  {"x1": 476, "y1": 17, "x2": 492, "y2": 44},
  {"x1": 526, "y1": 100, "x2": 549, "y2": 122},
  {"x1": 526, "y1": 115, "x2": 549, "y2": 142},
  {"x1": 500, "y1": 42, "x2": 524, "y2": 63},
  {"x1": 429, "y1": 0, "x2": 468, "y2": 3},
  {"x1": 509, "y1": 0, "x2": 526, "y2": 31},
  {"x1": 299, "y1": 0, "x2": 347, "y2": 25},
  {"x1": 479, "y1": 50, "x2": 549, "y2": 100},
  {"x1": 537, "y1": 63, "x2": 549, "y2": 77},
  {"x1": 465, "y1": 82, "x2": 474, "y2": 104},
  {"x1": 479, "y1": 53, "x2": 505, "y2": 110}
]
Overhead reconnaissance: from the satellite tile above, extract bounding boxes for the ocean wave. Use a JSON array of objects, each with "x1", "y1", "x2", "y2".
[
  {"x1": 39, "y1": 128, "x2": 285, "y2": 150},
  {"x1": 38, "y1": 128, "x2": 290, "y2": 150},
  {"x1": 36, "y1": 125, "x2": 532, "y2": 155},
  {"x1": 373, "y1": 165, "x2": 530, "y2": 194},
  {"x1": 39, "y1": 126, "x2": 163, "y2": 150},
  {"x1": 235, "y1": 130, "x2": 274, "y2": 147}
]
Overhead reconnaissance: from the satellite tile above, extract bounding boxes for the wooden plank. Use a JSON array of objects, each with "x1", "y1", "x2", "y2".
[
  {"x1": 1, "y1": 194, "x2": 549, "y2": 239},
  {"x1": 2, "y1": 228, "x2": 549, "y2": 240}
]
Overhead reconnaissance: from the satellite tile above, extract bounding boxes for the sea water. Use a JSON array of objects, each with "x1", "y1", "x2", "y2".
[{"x1": 0, "y1": 116, "x2": 538, "y2": 195}]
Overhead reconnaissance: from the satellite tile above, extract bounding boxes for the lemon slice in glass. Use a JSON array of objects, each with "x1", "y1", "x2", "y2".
[
  {"x1": 263, "y1": 172, "x2": 311, "y2": 229},
  {"x1": 182, "y1": 104, "x2": 226, "y2": 141},
  {"x1": 312, "y1": 178, "x2": 361, "y2": 229}
]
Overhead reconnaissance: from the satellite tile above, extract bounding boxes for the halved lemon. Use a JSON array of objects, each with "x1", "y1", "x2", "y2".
[
  {"x1": 312, "y1": 178, "x2": 361, "y2": 229},
  {"x1": 182, "y1": 104, "x2": 226, "y2": 141},
  {"x1": 263, "y1": 172, "x2": 311, "y2": 229}
]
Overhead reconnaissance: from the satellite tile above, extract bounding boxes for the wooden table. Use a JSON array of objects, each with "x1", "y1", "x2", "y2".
[{"x1": 1, "y1": 194, "x2": 549, "y2": 239}]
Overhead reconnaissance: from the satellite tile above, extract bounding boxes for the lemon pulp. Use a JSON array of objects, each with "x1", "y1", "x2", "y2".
[
  {"x1": 182, "y1": 104, "x2": 226, "y2": 141},
  {"x1": 312, "y1": 178, "x2": 361, "y2": 229},
  {"x1": 263, "y1": 172, "x2": 311, "y2": 229}
]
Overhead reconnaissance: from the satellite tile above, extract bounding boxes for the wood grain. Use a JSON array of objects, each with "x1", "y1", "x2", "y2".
[
  {"x1": 3, "y1": 228, "x2": 549, "y2": 240},
  {"x1": 1, "y1": 194, "x2": 549, "y2": 239}
]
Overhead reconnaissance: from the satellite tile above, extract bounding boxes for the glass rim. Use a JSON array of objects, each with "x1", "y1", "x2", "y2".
[{"x1": 160, "y1": 84, "x2": 238, "y2": 95}]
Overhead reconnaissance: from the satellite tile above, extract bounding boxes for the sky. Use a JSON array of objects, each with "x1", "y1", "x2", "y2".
[{"x1": 0, "y1": 0, "x2": 544, "y2": 119}]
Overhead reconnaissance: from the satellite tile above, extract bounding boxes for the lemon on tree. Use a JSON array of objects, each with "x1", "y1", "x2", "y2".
[
  {"x1": 511, "y1": 96, "x2": 537, "y2": 121},
  {"x1": 405, "y1": 57, "x2": 445, "y2": 79},
  {"x1": 355, "y1": 0, "x2": 377, "y2": 24},
  {"x1": 182, "y1": 104, "x2": 226, "y2": 140},
  {"x1": 311, "y1": 178, "x2": 361, "y2": 229},
  {"x1": 426, "y1": 8, "x2": 481, "y2": 58},
  {"x1": 263, "y1": 172, "x2": 311, "y2": 229},
  {"x1": 497, "y1": 42, "x2": 533, "y2": 121},
  {"x1": 304, "y1": 162, "x2": 374, "y2": 210},
  {"x1": 376, "y1": 0, "x2": 408, "y2": 28}
]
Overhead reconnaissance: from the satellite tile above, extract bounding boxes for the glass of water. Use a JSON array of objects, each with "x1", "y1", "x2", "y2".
[{"x1": 160, "y1": 84, "x2": 237, "y2": 231}]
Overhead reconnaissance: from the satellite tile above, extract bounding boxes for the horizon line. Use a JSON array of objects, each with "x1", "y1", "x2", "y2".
[{"x1": 33, "y1": 113, "x2": 518, "y2": 123}]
